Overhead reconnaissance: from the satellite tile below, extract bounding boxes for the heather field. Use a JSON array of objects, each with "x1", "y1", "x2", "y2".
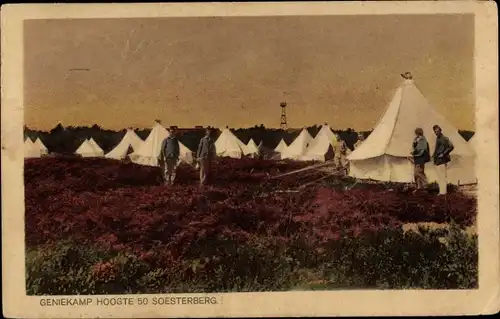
[{"x1": 25, "y1": 157, "x2": 478, "y2": 294}]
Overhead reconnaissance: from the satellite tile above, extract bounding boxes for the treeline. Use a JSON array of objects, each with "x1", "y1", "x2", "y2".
[{"x1": 23, "y1": 123, "x2": 474, "y2": 155}]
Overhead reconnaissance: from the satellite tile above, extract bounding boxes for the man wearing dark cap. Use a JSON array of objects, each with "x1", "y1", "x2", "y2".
[
  {"x1": 196, "y1": 127, "x2": 216, "y2": 186},
  {"x1": 432, "y1": 125, "x2": 454, "y2": 195},
  {"x1": 159, "y1": 127, "x2": 180, "y2": 186},
  {"x1": 410, "y1": 127, "x2": 431, "y2": 193}
]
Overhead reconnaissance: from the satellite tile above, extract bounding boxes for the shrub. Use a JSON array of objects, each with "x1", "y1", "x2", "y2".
[
  {"x1": 26, "y1": 226, "x2": 477, "y2": 295},
  {"x1": 24, "y1": 158, "x2": 477, "y2": 293}
]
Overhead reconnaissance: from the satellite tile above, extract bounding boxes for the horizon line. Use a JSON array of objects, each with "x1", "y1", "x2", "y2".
[{"x1": 24, "y1": 124, "x2": 476, "y2": 133}]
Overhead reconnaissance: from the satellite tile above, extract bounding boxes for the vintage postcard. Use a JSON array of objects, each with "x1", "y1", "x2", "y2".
[{"x1": 1, "y1": 1, "x2": 499, "y2": 318}]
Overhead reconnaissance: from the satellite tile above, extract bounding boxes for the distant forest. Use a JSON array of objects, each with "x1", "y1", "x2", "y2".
[{"x1": 24, "y1": 123, "x2": 475, "y2": 155}]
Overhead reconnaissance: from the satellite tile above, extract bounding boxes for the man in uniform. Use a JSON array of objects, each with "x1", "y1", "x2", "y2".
[
  {"x1": 410, "y1": 127, "x2": 431, "y2": 193},
  {"x1": 432, "y1": 125, "x2": 454, "y2": 195},
  {"x1": 196, "y1": 127, "x2": 217, "y2": 186},
  {"x1": 333, "y1": 135, "x2": 348, "y2": 175},
  {"x1": 159, "y1": 127, "x2": 180, "y2": 186}
]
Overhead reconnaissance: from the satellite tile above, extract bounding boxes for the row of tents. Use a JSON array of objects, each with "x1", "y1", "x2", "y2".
[
  {"x1": 24, "y1": 77, "x2": 478, "y2": 186},
  {"x1": 24, "y1": 120, "x2": 343, "y2": 164},
  {"x1": 24, "y1": 138, "x2": 49, "y2": 158}
]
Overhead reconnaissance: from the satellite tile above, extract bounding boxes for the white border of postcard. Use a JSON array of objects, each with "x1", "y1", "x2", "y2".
[{"x1": 2, "y1": 1, "x2": 499, "y2": 318}]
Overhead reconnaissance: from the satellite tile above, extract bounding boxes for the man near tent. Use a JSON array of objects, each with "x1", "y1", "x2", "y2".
[
  {"x1": 159, "y1": 128, "x2": 180, "y2": 186},
  {"x1": 197, "y1": 128, "x2": 216, "y2": 186},
  {"x1": 333, "y1": 135, "x2": 348, "y2": 174},
  {"x1": 353, "y1": 133, "x2": 365, "y2": 149},
  {"x1": 410, "y1": 127, "x2": 431, "y2": 193},
  {"x1": 432, "y1": 125, "x2": 454, "y2": 195}
]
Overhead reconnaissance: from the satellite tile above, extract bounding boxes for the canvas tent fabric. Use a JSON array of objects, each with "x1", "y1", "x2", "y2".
[
  {"x1": 75, "y1": 139, "x2": 104, "y2": 157},
  {"x1": 215, "y1": 128, "x2": 247, "y2": 158},
  {"x1": 298, "y1": 125, "x2": 338, "y2": 161},
  {"x1": 105, "y1": 129, "x2": 144, "y2": 160},
  {"x1": 348, "y1": 79, "x2": 476, "y2": 185},
  {"x1": 468, "y1": 135, "x2": 477, "y2": 151},
  {"x1": 24, "y1": 139, "x2": 42, "y2": 158},
  {"x1": 274, "y1": 139, "x2": 288, "y2": 153},
  {"x1": 280, "y1": 129, "x2": 313, "y2": 160},
  {"x1": 130, "y1": 123, "x2": 170, "y2": 166},
  {"x1": 34, "y1": 138, "x2": 48, "y2": 155},
  {"x1": 245, "y1": 139, "x2": 259, "y2": 156},
  {"x1": 178, "y1": 142, "x2": 194, "y2": 164},
  {"x1": 130, "y1": 123, "x2": 193, "y2": 166},
  {"x1": 88, "y1": 138, "x2": 105, "y2": 156}
]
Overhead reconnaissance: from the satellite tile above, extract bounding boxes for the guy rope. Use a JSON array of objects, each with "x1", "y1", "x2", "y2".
[{"x1": 269, "y1": 160, "x2": 336, "y2": 179}]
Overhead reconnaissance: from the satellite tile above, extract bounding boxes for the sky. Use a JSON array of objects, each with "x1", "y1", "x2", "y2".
[{"x1": 24, "y1": 14, "x2": 474, "y2": 131}]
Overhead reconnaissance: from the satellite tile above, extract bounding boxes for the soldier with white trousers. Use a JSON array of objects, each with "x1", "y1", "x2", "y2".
[{"x1": 432, "y1": 125, "x2": 454, "y2": 195}]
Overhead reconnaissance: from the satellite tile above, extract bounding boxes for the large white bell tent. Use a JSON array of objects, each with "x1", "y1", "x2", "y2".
[
  {"x1": 105, "y1": 129, "x2": 144, "y2": 160},
  {"x1": 215, "y1": 128, "x2": 248, "y2": 158},
  {"x1": 280, "y1": 128, "x2": 313, "y2": 160},
  {"x1": 348, "y1": 78, "x2": 476, "y2": 185}
]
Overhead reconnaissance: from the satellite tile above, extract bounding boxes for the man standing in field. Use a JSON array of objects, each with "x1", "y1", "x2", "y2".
[
  {"x1": 159, "y1": 128, "x2": 180, "y2": 186},
  {"x1": 333, "y1": 135, "x2": 348, "y2": 175},
  {"x1": 353, "y1": 133, "x2": 365, "y2": 150},
  {"x1": 432, "y1": 125, "x2": 454, "y2": 195},
  {"x1": 410, "y1": 127, "x2": 431, "y2": 193},
  {"x1": 197, "y1": 127, "x2": 216, "y2": 186}
]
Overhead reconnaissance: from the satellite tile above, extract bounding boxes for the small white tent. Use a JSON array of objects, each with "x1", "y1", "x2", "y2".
[
  {"x1": 75, "y1": 139, "x2": 104, "y2": 157},
  {"x1": 130, "y1": 123, "x2": 193, "y2": 166},
  {"x1": 348, "y1": 78, "x2": 476, "y2": 185},
  {"x1": 88, "y1": 138, "x2": 104, "y2": 156},
  {"x1": 299, "y1": 125, "x2": 338, "y2": 161},
  {"x1": 280, "y1": 128, "x2": 313, "y2": 160},
  {"x1": 179, "y1": 143, "x2": 194, "y2": 164},
  {"x1": 105, "y1": 129, "x2": 144, "y2": 160},
  {"x1": 130, "y1": 122, "x2": 170, "y2": 166},
  {"x1": 274, "y1": 139, "x2": 288, "y2": 153},
  {"x1": 245, "y1": 138, "x2": 259, "y2": 157},
  {"x1": 215, "y1": 128, "x2": 247, "y2": 158},
  {"x1": 24, "y1": 138, "x2": 41, "y2": 158},
  {"x1": 34, "y1": 138, "x2": 48, "y2": 155}
]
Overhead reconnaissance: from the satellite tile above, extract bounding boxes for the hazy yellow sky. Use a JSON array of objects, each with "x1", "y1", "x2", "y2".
[{"x1": 24, "y1": 14, "x2": 474, "y2": 131}]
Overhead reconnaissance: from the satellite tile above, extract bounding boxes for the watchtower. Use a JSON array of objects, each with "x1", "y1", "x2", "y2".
[{"x1": 280, "y1": 102, "x2": 288, "y2": 130}]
